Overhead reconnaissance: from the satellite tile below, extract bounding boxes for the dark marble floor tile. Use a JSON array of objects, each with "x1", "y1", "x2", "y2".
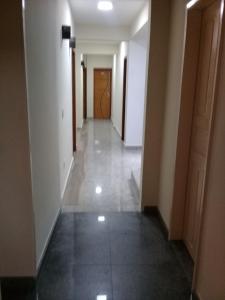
[
  {"x1": 110, "y1": 232, "x2": 174, "y2": 265},
  {"x1": 1, "y1": 213, "x2": 193, "y2": 300},
  {"x1": 54, "y1": 213, "x2": 75, "y2": 236},
  {"x1": 37, "y1": 270, "x2": 73, "y2": 300},
  {"x1": 108, "y1": 213, "x2": 165, "y2": 241},
  {"x1": 73, "y1": 232, "x2": 111, "y2": 265},
  {"x1": 108, "y1": 212, "x2": 143, "y2": 234},
  {"x1": 40, "y1": 248, "x2": 74, "y2": 274},
  {"x1": 72, "y1": 265, "x2": 112, "y2": 300},
  {"x1": 112, "y1": 264, "x2": 191, "y2": 300},
  {"x1": 48, "y1": 231, "x2": 74, "y2": 253},
  {"x1": 140, "y1": 214, "x2": 168, "y2": 238},
  {"x1": 170, "y1": 241, "x2": 194, "y2": 285}
]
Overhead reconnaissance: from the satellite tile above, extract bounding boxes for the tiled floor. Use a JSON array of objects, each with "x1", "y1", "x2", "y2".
[
  {"x1": 1, "y1": 212, "x2": 192, "y2": 300},
  {"x1": 63, "y1": 120, "x2": 142, "y2": 212}
]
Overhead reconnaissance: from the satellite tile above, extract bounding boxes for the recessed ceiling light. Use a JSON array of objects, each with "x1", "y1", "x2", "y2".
[{"x1": 98, "y1": 1, "x2": 113, "y2": 11}]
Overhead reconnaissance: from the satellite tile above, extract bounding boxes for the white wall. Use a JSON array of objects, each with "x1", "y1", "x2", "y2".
[
  {"x1": 112, "y1": 41, "x2": 128, "y2": 135},
  {"x1": 125, "y1": 25, "x2": 148, "y2": 147},
  {"x1": 24, "y1": 0, "x2": 75, "y2": 267},
  {"x1": 111, "y1": 2, "x2": 149, "y2": 140},
  {"x1": 57, "y1": 1, "x2": 75, "y2": 198},
  {"x1": 112, "y1": 54, "x2": 117, "y2": 126},
  {"x1": 86, "y1": 55, "x2": 113, "y2": 118}
]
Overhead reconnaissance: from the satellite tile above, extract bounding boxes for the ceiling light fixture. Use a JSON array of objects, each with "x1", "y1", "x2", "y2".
[{"x1": 98, "y1": 1, "x2": 113, "y2": 11}]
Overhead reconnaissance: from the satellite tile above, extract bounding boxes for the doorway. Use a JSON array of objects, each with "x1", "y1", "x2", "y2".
[
  {"x1": 94, "y1": 68, "x2": 112, "y2": 119},
  {"x1": 72, "y1": 49, "x2": 76, "y2": 152},
  {"x1": 170, "y1": 0, "x2": 223, "y2": 261},
  {"x1": 121, "y1": 58, "x2": 127, "y2": 141}
]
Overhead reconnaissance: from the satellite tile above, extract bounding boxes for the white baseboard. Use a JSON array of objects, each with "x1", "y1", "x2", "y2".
[
  {"x1": 61, "y1": 156, "x2": 74, "y2": 200},
  {"x1": 37, "y1": 207, "x2": 61, "y2": 271}
]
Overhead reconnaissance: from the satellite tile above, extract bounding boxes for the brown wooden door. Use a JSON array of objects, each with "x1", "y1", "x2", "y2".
[
  {"x1": 94, "y1": 69, "x2": 112, "y2": 119},
  {"x1": 184, "y1": 0, "x2": 221, "y2": 260}
]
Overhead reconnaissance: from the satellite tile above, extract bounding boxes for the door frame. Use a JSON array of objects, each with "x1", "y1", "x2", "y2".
[
  {"x1": 83, "y1": 65, "x2": 87, "y2": 120},
  {"x1": 93, "y1": 68, "x2": 112, "y2": 119},
  {"x1": 169, "y1": 0, "x2": 224, "y2": 243},
  {"x1": 121, "y1": 58, "x2": 127, "y2": 141},
  {"x1": 72, "y1": 49, "x2": 76, "y2": 152}
]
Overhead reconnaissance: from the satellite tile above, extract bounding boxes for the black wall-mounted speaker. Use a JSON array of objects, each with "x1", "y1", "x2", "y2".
[
  {"x1": 70, "y1": 37, "x2": 76, "y2": 49},
  {"x1": 62, "y1": 25, "x2": 71, "y2": 39}
]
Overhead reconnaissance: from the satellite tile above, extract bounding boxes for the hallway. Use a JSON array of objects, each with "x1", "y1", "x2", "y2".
[{"x1": 63, "y1": 120, "x2": 141, "y2": 212}]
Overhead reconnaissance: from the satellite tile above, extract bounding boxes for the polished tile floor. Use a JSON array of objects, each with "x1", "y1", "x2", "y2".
[
  {"x1": 2, "y1": 213, "x2": 192, "y2": 300},
  {"x1": 63, "y1": 120, "x2": 142, "y2": 212}
]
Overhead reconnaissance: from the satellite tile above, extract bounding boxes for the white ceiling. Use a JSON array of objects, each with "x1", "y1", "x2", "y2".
[{"x1": 69, "y1": 0, "x2": 147, "y2": 26}]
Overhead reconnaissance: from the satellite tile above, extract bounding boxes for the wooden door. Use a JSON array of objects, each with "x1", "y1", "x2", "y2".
[
  {"x1": 94, "y1": 69, "x2": 112, "y2": 119},
  {"x1": 83, "y1": 67, "x2": 87, "y2": 119},
  {"x1": 122, "y1": 58, "x2": 127, "y2": 141},
  {"x1": 184, "y1": 0, "x2": 221, "y2": 260},
  {"x1": 72, "y1": 50, "x2": 76, "y2": 152}
]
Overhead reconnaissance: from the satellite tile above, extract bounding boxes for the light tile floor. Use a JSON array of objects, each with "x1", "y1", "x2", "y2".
[{"x1": 63, "y1": 120, "x2": 142, "y2": 212}]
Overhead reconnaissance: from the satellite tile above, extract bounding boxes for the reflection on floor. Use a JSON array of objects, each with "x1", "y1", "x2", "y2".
[{"x1": 63, "y1": 120, "x2": 142, "y2": 212}]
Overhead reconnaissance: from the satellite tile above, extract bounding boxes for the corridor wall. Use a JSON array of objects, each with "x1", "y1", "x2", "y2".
[
  {"x1": 112, "y1": 41, "x2": 128, "y2": 135},
  {"x1": 24, "y1": 0, "x2": 75, "y2": 267},
  {"x1": 125, "y1": 25, "x2": 148, "y2": 147}
]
